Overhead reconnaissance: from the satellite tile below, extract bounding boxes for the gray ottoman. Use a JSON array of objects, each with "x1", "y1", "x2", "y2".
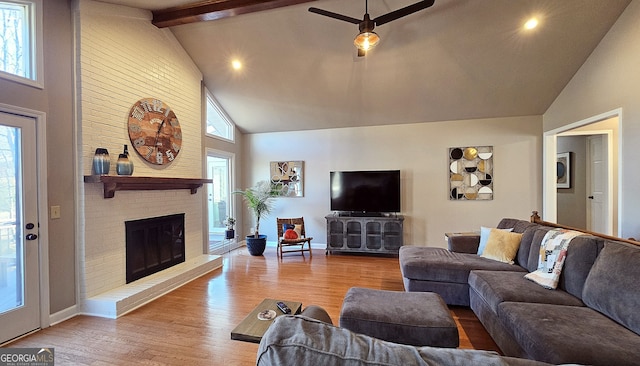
[{"x1": 339, "y1": 287, "x2": 459, "y2": 347}]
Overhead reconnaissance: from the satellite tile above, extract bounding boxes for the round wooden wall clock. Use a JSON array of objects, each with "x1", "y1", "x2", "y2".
[{"x1": 127, "y1": 98, "x2": 182, "y2": 166}]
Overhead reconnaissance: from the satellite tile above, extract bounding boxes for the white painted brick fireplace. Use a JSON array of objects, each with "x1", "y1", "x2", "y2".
[{"x1": 75, "y1": 0, "x2": 221, "y2": 318}]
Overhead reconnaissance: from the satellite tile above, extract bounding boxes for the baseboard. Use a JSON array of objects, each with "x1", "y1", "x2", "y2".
[{"x1": 49, "y1": 305, "x2": 79, "y2": 326}]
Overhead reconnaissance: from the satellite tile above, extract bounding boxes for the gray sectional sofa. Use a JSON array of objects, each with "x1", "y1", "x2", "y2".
[
  {"x1": 399, "y1": 217, "x2": 640, "y2": 365},
  {"x1": 258, "y1": 313, "x2": 555, "y2": 366}
]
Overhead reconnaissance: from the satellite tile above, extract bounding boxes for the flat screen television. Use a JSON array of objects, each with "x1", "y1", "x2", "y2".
[{"x1": 330, "y1": 170, "x2": 401, "y2": 214}]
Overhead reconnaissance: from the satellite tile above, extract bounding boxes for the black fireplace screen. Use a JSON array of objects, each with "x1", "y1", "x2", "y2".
[{"x1": 125, "y1": 213, "x2": 185, "y2": 283}]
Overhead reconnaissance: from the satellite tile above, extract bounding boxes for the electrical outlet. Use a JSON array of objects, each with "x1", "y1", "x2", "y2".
[{"x1": 50, "y1": 205, "x2": 61, "y2": 219}]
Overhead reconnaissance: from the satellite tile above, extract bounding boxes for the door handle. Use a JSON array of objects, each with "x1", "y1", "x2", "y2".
[
  {"x1": 588, "y1": 196, "x2": 594, "y2": 199},
  {"x1": 26, "y1": 233, "x2": 38, "y2": 240}
]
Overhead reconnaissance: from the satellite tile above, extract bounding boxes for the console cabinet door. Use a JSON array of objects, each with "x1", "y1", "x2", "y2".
[
  {"x1": 327, "y1": 219, "x2": 345, "y2": 249},
  {"x1": 326, "y1": 215, "x2": 403, "y2": 254}
]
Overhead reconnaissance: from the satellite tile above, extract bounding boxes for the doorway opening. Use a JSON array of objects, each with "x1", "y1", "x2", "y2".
[{"x1": 543, "y1": 109, "x2": 620, "y2": 236}]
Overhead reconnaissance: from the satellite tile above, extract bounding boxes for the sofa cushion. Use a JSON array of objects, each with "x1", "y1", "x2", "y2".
[
  {"x1": 481, "y1": 230, "x2": 522, "y2": 264},
  {"x1": 582, "y1": 240, "x2": 640, "y2": 335},
  {"x1": 514, "y1": 224, "x2": 541, "y2": 269},
  {"x1": 496, "y1": 218, "x2": 538, "y2": 234},
  {"x1": 468, "y1": 270, "x2": 584, "y2": 314},
  {"x1": 524, "y1": 229, "x2": 585, "y2": 289},
  {"x1": 498, "y1": 302, "x2": 640, "y2": 366},
  {"x1": 400, "y1": 247, "x2": 526, "y2": 284},
  {"x1": 556, "y1": 235, "x2": 603, "y2": 299},
  {"x1": 257, "y1": 315, "x2": 554, "y2": 366},
  {"x1": 525, "y1": 227, "x2": 553, "y2": 272}
]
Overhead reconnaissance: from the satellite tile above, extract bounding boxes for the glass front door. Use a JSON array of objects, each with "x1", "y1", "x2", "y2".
[
  {"x1": 207, "y1": 152, "x2": 234, "y2": 253},
  {"x1": 0, "y1": 112, "x2": 40, "y2": 344}
]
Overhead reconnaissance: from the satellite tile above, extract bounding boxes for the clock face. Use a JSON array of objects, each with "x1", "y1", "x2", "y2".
[{"x1": 127, "y1": 98, "x2": 182, "y2": 166}]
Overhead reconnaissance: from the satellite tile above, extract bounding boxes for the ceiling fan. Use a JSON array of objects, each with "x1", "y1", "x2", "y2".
[{"x1": 309, "y1": 0, "x2": 436, "y2": 56}]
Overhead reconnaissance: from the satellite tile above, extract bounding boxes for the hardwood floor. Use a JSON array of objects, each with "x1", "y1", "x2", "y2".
[{"x1": 5, "y1": 246, "x2": 500, "y2": 365}]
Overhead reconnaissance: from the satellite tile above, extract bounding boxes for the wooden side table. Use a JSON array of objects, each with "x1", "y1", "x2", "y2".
[{"x1": 231, "y1": 298, "x2": 302, "y2": 343}]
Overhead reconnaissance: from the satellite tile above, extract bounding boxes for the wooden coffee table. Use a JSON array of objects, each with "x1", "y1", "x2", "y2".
[{"x1": 231, "y1": 298, "x2": 302, "y2": 343}]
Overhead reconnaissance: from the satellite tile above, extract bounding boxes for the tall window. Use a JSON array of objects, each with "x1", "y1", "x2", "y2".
[
  {"x1": 207, "y1": 150, "x2": 234, "y2": 254},
  {"x1": 0, "y1": 0, "x2": 42, "y2": 88},
  {"x1": 205, "y1": 88, "x2": 235, "y2": 142}
]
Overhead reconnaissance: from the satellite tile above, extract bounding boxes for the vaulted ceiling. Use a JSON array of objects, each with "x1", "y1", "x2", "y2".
[{"x1": 96, "y1": 0, "x2": 631, "y2": 133}]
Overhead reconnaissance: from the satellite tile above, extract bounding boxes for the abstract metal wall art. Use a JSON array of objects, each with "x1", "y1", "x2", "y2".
[
  {"x1": 270, "y1": 161, "x2": 304, "y2": 197},
  {"x1": 449, "y1": 146, "x2": 493, "y2": 200}
]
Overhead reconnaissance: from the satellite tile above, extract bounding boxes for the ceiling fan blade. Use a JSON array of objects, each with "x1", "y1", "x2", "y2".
[
  {"x1": 373, "y1": 0, "x2": 435, "y2": 26},
  {"x1": 308, "y1": 7, "x2": 362, "y2": 25}
]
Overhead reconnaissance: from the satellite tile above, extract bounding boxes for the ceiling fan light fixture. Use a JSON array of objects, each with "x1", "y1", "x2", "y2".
[{"x1": 354, "y1": 31, "x2": 380, "y2": 51}]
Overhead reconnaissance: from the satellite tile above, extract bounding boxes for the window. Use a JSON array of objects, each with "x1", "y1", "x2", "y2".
[
  {"x1": 0, "y1": 0, "x2": 42, "y2": 88},
  {"x1": 205, "y1": 88, "x2": 235, "y2": 142}
]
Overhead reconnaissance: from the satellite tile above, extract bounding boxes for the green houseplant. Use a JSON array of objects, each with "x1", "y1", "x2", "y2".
[
  {"x1": 224, "y1": 217, "x2": 236, "y2": 239},
  {"x1": 234, "y1": 180, "x2": 283, "y2": 255}
]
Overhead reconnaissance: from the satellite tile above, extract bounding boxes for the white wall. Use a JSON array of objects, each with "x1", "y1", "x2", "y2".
[
  {"x1": 242, "y1": 116, "x2": 542, "y2": 248},
  {"x1": 76, "y1": 0, "x2": 204, "y2": 300},
  {"x1": 544, "y1": 0, "x2": 639, "y2": 239}
]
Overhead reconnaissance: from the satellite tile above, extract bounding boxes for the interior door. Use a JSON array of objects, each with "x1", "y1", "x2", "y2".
[
  {"x1": 0, "y1": 112, "x2": 40, "y2": 344},
  {"x1": 586, "y1": 135, "x2": 608, "y2": 234}
]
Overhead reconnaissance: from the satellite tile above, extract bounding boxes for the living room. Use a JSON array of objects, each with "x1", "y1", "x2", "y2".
[{"x1": 1, "y1": 0, "x2": 640, "y2": 362}]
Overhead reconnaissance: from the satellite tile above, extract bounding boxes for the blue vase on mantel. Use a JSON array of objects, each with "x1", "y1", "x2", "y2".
[
  {"x1": 116, "y1": 145, "x2": 134, "y2": 176},
  {"x1": 92, "y1": 148, "x2": 110, "y2": 175}
]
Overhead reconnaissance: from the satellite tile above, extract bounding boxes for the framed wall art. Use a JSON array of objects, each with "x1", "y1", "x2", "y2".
[
  {"x1": 270, "y1": 161, "x2": 304, "y2": 197},
  {"x1": 449, "y1": 146, "x2": 493, "y2": 200},
  {"x1": 557, "y1": 152, "x2": 571, "y2": 189}
]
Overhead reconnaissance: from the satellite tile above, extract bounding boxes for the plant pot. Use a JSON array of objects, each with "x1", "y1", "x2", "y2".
[
  {"x1": 225, "y1": 229, "x2": 235, "y2": 240},
  {"x1": 246, "y1": 235, "x2": 267, "y2": 256}
]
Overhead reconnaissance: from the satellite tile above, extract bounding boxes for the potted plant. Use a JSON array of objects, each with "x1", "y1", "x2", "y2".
[
  {"x1": 234, "y1": 180, "x2": 283, "y2": 255},
  {"x1": 224, "y1": 217, "x2": 236, "y2": 239}
]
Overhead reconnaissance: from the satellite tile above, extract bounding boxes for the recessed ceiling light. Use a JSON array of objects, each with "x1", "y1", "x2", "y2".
[
  {"x1": 231, "y1": 59, "x2": 242, "y2": 70},
  {"x1": 524, "y1": 17, "x2": 539, "y2": 30}
]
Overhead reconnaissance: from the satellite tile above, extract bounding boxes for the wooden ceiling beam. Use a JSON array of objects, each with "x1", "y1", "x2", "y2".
[{"x1": 152, "y1": 0, "x2": 317, "y2": 28}]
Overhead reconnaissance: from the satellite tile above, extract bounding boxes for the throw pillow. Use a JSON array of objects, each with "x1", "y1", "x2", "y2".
[
  {"x1": 480, "y1": 229, "x2": 523, "y2": 264},
  {"x1": 294, "y1": 224, "x2": 302, "y2": 238},
  {"x1": 282, "y1": 223, "x2": 295, "y2": 233},
  {"x1": 284, "y1": 229, "x2": 298, "y2": 240},
  {"x1": 477, "y1": 226, "x2": 514, "y2": 255}
]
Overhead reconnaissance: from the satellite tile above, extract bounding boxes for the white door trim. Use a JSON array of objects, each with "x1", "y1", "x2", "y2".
[
  {"x1": 0, "y1": 102, "x2": 50, "y2": 329},
  {"x1": 543, "y1": 108, "x2": 621, "y2": 236}
]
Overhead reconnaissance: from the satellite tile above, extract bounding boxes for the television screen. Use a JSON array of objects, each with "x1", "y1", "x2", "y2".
[{"x1": 330, "y1": 170, "x2": 401, "y2": 213}]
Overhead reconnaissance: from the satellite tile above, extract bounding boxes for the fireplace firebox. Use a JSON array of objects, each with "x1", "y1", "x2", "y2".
[{"x1": 125, "y1": 213, "x2": 185, "y2": 283}]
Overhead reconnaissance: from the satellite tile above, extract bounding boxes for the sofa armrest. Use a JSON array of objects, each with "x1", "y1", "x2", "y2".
[
  {"x1": 447, "y1": 234, "x2": 480, "y2": 253},
  {"x1": 299, "y1": 305, "x2": 333, "y2": 325}
]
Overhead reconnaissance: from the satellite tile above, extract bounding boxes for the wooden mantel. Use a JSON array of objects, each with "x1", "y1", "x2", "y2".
[{"x1": 84, "y1": 175, "x2": 212, "y2": 199}]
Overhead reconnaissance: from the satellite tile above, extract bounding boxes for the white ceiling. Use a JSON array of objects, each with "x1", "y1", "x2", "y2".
[{"x1": 96, "y1": 0, "x2": 631, "y2": 133}]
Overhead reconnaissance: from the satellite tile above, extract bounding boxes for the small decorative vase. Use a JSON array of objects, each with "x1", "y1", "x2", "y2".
[
  {"x1": 225, "y1": 229, "x2": 235, "y2": 240},
  {"x1": 116, "y1": 145, "x2": 134, "y2": 175},
  {"x1": 246, "y1": 235, "x2": 267, "y2": 256},
  {"x1": 92, "y1": 148, "x2": 110, "y2": 175}
]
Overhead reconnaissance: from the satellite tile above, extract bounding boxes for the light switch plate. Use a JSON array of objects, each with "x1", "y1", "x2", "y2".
[{"x1": 50, "y1": 205, "x2": 61, "y2": 219}]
